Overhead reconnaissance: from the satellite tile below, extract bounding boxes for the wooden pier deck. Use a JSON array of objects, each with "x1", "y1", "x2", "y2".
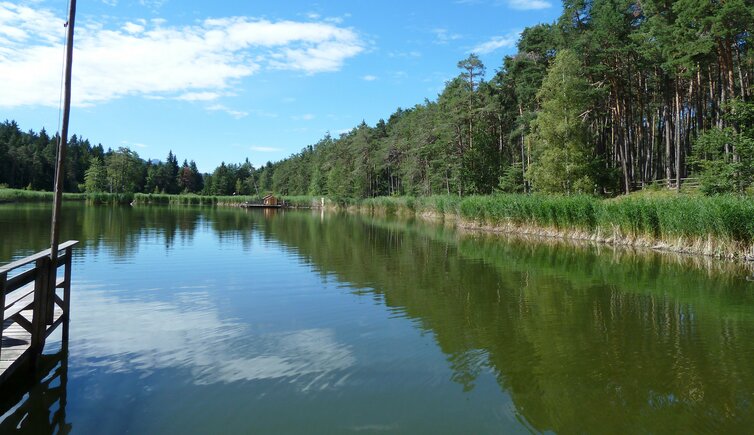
[
  {"x1": 0, "y1": 241, "x2": 77, "y2": 386},
  {"x1": 239, "y1": 202, "x2": 283, "y2": 209}
]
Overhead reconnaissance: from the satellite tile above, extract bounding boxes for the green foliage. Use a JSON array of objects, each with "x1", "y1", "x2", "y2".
[
  {"x1": 497, "y1": 163, "x2": 526, "y2": 193},
  {"x1": 692, "y1": 101, "x2": 754, "y2": 195},
  {"x1": 84, "y1": 157, "x2": 107, "y2": 193},
  {"x1": 106, "y1": 148, "x2": 144, "y2": 194},
  {"x1": 526, "y1": 50, "x2": 598, "y2": 194},
  {"x1": 359, "y1": 193, "x2": 754, "y2": 246},
  {"x1": 0, "y1": 188, "x2": 86, "y2": 203},
  {"x1": 2, "y1": 0, "x2": 754, "y2": 202}
]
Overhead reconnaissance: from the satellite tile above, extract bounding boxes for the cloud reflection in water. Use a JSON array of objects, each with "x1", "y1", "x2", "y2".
[{"x1": 69, "y1": 287, "x2": 355, "y2": 389}]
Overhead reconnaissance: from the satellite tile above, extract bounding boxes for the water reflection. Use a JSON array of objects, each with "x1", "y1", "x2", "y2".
[
  {"x1": 1, "y1": 204, "x2": 754, "y2": 433},
  {"x1": 252, "y1": 212, "x2": 754, "y2": 432},
  {"x1": 0, "y1": 343, "x2": 70, "y2": 434},
  {"x1": 72, "y1": 289, "x2": 354, "y2": 387}
]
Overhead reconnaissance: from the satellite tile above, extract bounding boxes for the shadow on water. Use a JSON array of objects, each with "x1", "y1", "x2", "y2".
[{"x1": 0, "y1": 342, "x2": 71, "y2": 434}]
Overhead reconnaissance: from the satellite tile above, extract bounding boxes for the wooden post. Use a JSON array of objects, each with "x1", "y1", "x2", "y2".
[
  {"x1": 49, "y1": 0, "x2": 77, "y2": 313},
  {"x1": 30, "y1": 257, "x2": 51, "y2": 367},
  {"x1": 0, "y1": 272, "x2": 6, "y2": 362},
  {"x1": 62, "y1": 247, "x2": 73, "y2": 342},
  {"x1": 46, "y1": 255, "x2": 57, "y2": 325}
]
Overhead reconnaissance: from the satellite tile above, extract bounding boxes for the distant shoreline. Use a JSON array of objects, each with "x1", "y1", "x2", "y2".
[{"x1": 4, "y1": 187, "x2": 753, "y2": 261}]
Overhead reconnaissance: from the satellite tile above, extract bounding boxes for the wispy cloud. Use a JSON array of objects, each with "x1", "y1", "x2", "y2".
[
  {"x1": 176, "y1": 92, "x2": 225, "y2": 102},
  {"x1": 471, "y1": 31, "x2": 520, "y2": 54},
  {"x1": 507, "y1": 0, "x2": 551, "y2": 10},
  {"x1": 139, "y1": 0, "x2": 168, "y2": 12},
  {"x1": 250, "y1": 146, "x2": 282, "y2": 152},
  {"x1": 0, "y1": 3, "x2": 365, "y2": 108},
  {"x1": 362, "y1": 75, "x2": 378, "y2": 81},
  {"x1": 121, "y1": 140, "x2": 148, "y2": 149},
  {"x1": 388, "y1": 50, "x2": 421, "y2": 58},
  {"x1": 207, "y1": 104, "x2": 248, "y2": 119},
  {"x1": 455, "y1": 0, "x2": 552, "y2": 9},
  {"x1": 432, "y1": 28, "x2": 462, "y2": 45}
]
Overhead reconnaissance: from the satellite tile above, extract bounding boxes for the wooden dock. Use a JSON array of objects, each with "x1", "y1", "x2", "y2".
[
  {"x1": 0, "y1": 241, "x2": 77, "y2": 386},
  {"x1": 239, "y1": 202, "x2": 283, "y2": 209}
]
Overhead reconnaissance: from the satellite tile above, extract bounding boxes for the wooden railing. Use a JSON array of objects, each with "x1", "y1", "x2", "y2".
[
  {"x1": 0, "y1": 240, "x2": 78, "y2": 372},
  {"x1": 631, "y1": 177, "x2": 700, "y2": 191}
]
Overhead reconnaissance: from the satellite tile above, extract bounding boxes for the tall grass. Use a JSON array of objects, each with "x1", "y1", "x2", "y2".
[
  {"x1": 358, "y1": 193, "x2": 754, "y2": 247},
  {"x1": 0, "y1": 188, "x2": 87, "y2": 203},
  {"x1": 132, "y1": 193, "x2": 322, "y2": 207}
]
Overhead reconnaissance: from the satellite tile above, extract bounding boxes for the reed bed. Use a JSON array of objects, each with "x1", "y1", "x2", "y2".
[
  {"x1": 0, "y1": 188, "x2": 87, "y2": 203},
  {"x1": 356, "y1": 193, "x2": 754, "y2": 258}
]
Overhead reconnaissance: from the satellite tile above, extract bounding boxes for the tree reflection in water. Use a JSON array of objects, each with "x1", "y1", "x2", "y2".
[{"x1": 0, "y1": 341, "x2": 70, "y2": 434}]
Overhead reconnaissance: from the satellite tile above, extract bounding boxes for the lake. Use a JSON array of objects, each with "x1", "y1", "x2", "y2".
[{"x1": 1, "y1": 203, "x2": 753, "y2": 433}]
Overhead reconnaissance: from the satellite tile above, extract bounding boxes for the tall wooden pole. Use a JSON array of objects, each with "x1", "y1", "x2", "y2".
[
  {"x1": 50, "y1": 0, "x2": 77, "y2": 264},
  {"x1": 48, "y1": 0, "x2": 77, "y2": 330}
]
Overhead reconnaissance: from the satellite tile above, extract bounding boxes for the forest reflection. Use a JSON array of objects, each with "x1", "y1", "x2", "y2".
[{"x1": 2, "y1": 204, "x2": 753, "y2": 433}]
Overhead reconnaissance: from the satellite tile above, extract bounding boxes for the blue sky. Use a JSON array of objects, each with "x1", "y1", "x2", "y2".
[{"x1": 1, "y1": 0, "x2": 560, "y2": 172}]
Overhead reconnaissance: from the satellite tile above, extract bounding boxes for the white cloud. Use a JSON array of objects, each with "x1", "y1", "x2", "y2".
[
  {"x1": 507, "y1": 0, "x2": 551, "y2": 10},
  {"x1": 362, "y1": 75, "x2": 377, "y2": 81},
  {"x1": 140, "y1": 0, "x2": 167, "y2": 11},
  {"x1": 456, "y1": 0, "x2": 552, "y2": 9},
  {"x1": 121, "y1": 140, "x2": 148, "y2": 149},
  {"x1": 0, "y1": 3, "x2": 365, "y2": 108},
  {"x1": 388, "y1": 50, "x2": 421, "y2": 58},
  {"x1": 207, "y1": 104, "x2": 248, "y2": 119},
  {"x1": 71, "y1": 289, "x2": 355, "y2": 387},
  {"x1": 471, "y1": 32, "x2": 520, "y2": 54},
  {"x1": 122, "y1": 22, "x2": 145, "y2": 34},
  {"x1": 250, "y1": 146, "x2": 282, "y2": 152},
  {"x1": 432, "y1": 28, "x2": 462, "y2": 44},
  {"x1": 176, "y1": 91, "x2": 223, "y2": 102}
]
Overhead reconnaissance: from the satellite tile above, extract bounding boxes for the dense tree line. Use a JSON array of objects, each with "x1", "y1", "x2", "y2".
[
  {"x1": 0, "y1": 120, "x2": 205, "y2": 195},
  {"x1": 3, "y1": 0, "x2": 753, "y2": 199},
  {"x1": 259, "y1": 0, "x2": 754, "y2": 197}
]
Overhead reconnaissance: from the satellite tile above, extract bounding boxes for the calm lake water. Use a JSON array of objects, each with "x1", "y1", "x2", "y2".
[{"x1": 1, "y1": 203, "x2": 754, "y2": 433}]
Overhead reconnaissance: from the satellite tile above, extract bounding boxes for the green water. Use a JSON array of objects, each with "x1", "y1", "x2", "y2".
[{"x1": 1, "y1": 203, "x2": 753, "y2": 434}]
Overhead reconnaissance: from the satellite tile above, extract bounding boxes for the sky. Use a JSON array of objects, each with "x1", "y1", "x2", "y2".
[{"x1": 0, "y1": 0, "x2": 560, "y2": 172}]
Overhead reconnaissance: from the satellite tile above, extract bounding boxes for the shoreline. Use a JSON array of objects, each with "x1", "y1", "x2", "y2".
[
  {"x1": 351, "y1": 205, "x2": 754, "y2": 263},
  {"x1": 4, "y1": 188, "x2": 753, "y2": 262}
]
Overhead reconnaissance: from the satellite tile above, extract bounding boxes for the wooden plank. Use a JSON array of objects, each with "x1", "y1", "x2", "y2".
[
  {"x1": 0, "y1": 241, "x2": 78, "y2": 274},
  {"x1": 0, "y1": 272, "x2": 5, "y2": 362},
  {"x1": 0, "y1": 349, "x2": 28, "y2": 361},
  {"x1": 29, "y1": 257, "x2": 48, "y2": 367},
  {"x1": 62, "y1": 246, "x2": 72, "y2": 342},
  {"x1": 10, "y1": 313, "x2": 33, "y2": 334},
  {"x1": 4, "y1": 283, "x2": 34, "y2": 309},
  {"x1": 5, "y1": 268, "x2": 37, "y2": 294},
  {"x1": 3, "y1": 295, "x2": 34, "y2": 322}
]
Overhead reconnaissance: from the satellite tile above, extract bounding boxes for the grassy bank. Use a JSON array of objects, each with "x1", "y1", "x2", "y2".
[
  {"x1": 0, "y1": 188, "x2": 87, "y2": 203},
  {"x1": 0, "y1": 189, "x2": 321, "y2": 208},
  {"x1": 357, "y1": 194, "x2": 754, "y2": 260},
  {"x1": 132, "y1": 193, "x2": 319, "y2": 208}
]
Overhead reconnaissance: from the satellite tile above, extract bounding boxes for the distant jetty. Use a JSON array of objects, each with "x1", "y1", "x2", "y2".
[{"x1": 240, "y1": 194, "x2": 283, "y2": 209}]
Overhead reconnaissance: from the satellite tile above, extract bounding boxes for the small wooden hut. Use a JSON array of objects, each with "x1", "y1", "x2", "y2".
[{"x1": 263, "y1": 194, "x2": 278, "y2": 206}]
